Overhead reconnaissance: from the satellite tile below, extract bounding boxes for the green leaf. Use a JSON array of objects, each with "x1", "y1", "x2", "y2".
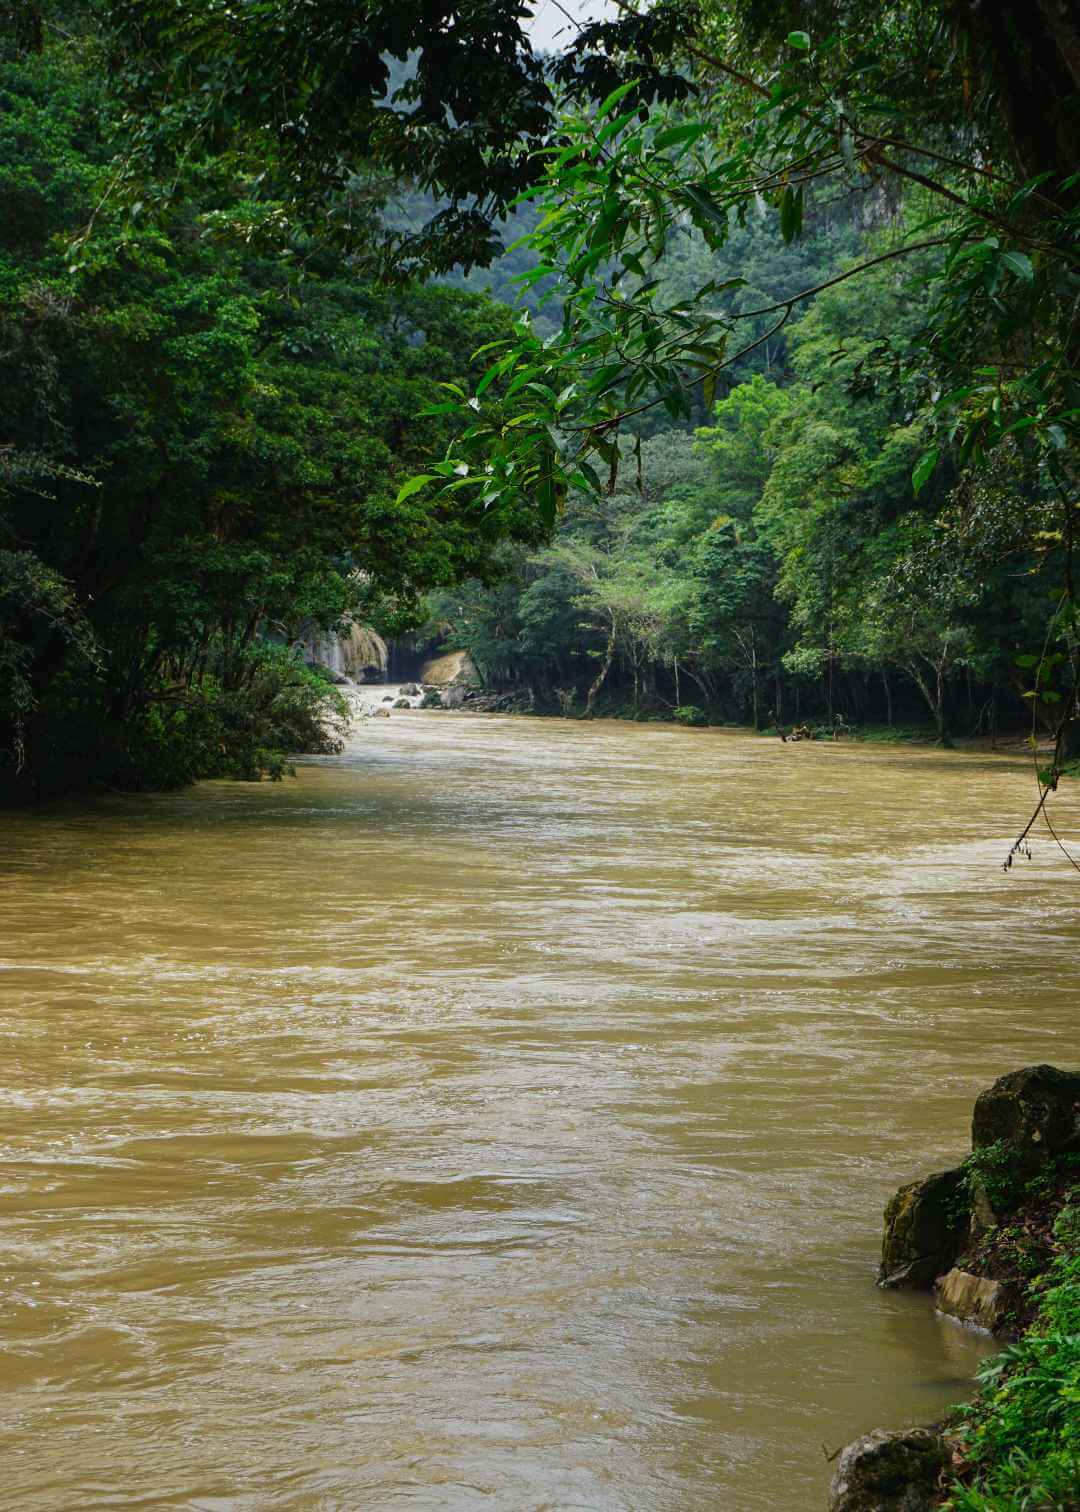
[
  {"x1": 779, "y1": 184, "x2": 803, "y2": 243},
  {"x1": 475, "y1": 352, "x2": 516, "y2": 395},
  {"x1": 653, "y1": 122, "x2": 709, "y2": 152},
  {"x1": 597, "y1": 109, "x2": 638, "y2": 145},
  {"x1": 596, "y1": 80, "x2": 637, "y2": 119},
  {"x1": 1000, "y1": 250, "x2": 1034, "y2": 282},
  {"x1": 681, "y1": 184, "x2": 729, "y2": 233},
  {"x1": 912, "y1": 447, "x2": 940, "y2": 496},
  {"x1": 1015, "y1": 654, "x2": 1040, "y2": 668},
  {"x1": 394, "y1": 475, "x2": 437, "y2": 505},
  {"x1": 787, "y1": 31, "x2": 811, "y2": 50}
]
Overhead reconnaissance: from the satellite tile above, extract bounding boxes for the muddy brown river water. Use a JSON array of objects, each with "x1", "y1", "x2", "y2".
[{"x1": 2, "y1": 710, "x2": 1078, "y2": 1510}]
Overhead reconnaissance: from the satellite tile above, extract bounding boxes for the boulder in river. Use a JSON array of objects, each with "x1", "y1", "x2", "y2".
[
  {"x1": 829, "y1": 1428, "x2": 949, "y2": 1512},
  {"x1": 933, "y1": 1268, "x2": 1013, "y2": 1332},
  {"x1": 879, "y1": 1167, "x2": 967, "y2": 1289}
]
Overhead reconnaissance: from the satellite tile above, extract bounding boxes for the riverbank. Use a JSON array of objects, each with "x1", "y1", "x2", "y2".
[
  {"x1": 944, "y1": 1183, "x2": 1079, "y2": 1508},
  {"x1": 832, "y1": 1067, "x2": 1080, "y2": 1511},
  {"x1": 425, "y1": 685, "x2": 1057, "y2": 761}
]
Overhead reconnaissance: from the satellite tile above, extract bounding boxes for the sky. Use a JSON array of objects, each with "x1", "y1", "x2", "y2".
[{"x1": 525, "y1": 0, "x2": 617, "y2": 52}]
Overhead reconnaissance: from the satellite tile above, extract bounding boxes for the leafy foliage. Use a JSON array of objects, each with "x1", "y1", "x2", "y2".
[
  {"x1": 0, "y1": 30, "x2": 542, "y2": 795},
  {"x1": 946, "y1": 1188, "x2": 1080, "y2": 1510}
]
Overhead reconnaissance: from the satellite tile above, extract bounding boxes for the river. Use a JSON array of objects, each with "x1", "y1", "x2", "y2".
[{"x1": 2, "y1": 709, "x2": 1078, "y2": 1510}]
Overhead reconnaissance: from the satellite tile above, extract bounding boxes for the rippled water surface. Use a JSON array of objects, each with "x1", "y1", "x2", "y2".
[{"x1": 2, "y1": 710, "x2": 1078, "y2": 1510}]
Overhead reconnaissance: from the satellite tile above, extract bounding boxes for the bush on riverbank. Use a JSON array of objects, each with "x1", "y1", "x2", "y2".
[
  {"x1": 846, "y1": 1069, "x2": 1080, "y2": 1512},
  {"x1": 4, "y1": 643, "x2": 351, "y2": 799},
  {"x1": 944, "y1": 1186, "x2": 1080, "y2": 1509}
]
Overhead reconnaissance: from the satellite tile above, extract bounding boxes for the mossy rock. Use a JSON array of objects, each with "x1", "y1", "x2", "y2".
[
  {"x1": 879, "y1": 1167, "x2": 967, "y2": 1289},
  {"x1": 829, "y1": 1429, "x2": 948, "y2": 1512},
  {"x1": 972, "y1": 1064, "x2": 1080, "y2": 1171}
]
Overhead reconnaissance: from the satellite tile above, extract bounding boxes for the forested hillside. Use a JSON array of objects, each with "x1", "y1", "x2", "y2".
[
  {"x1": 3, "y1": 0, "x2": 1078, "y2": 787},
  {"x1": 0, "y1": 24, "x2": 542, "y2": 798},
  {"x1": 427, "y1": 206, "x2": 1060, "y2": 743}
]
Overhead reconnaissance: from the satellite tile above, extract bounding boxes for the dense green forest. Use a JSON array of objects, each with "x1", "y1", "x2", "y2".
[
  {"x1": 2, "y1": 0, "x2": 1078, "y2": 796},
  {"x1": 427, "y1": 208, "x2": 1061, "y2": 741},
  {"x1": 0, "y1": 22, "x2": 542, "y2": 797}
]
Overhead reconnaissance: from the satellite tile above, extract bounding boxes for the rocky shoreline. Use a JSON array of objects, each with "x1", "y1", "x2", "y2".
[{"x1": 830, "y1": 1066, "x2": 1080, "y2": 1511}]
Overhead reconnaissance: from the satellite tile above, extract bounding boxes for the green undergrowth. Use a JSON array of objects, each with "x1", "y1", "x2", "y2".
[
  {"x1": 757, "y1": 721, "x2": 942, "y2": 744},
  {"x1": 944, "y1": 1185, "x2": 1080, "y2": 1510}
]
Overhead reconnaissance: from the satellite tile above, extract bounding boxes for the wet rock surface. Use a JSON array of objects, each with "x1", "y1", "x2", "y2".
[
  {"x1": 933, "y1": 1268, "x2": 1012, "y2": 1332},
  {"x1": 879, "y1": 1168, "x2": 967, "y2": 1289},
  {"x1": 829, "y1": 1429, "x2": 948, "y2": 1512},
  {"x1": 971, "y1": 1064, "x2": 1080, "y2": 1169}
]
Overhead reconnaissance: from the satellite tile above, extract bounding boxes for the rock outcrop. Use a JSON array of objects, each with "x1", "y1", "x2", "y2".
[
  {"x1": 828, "y1": 1429, "x2": 949, "y2": 1512},
  {"x1": 879, "y1": 1167, "x2": 967, "y2": 1289},
  {"x1": 971, "y1": 1064, "x2": 1080, "y2": 1168},
  {"x1": 932, "y1": 1268, "x2": 1013, "y2": 1332},
  {"x1": 419, "y1": 649, "x2": 478, "y2": 687},
  {"x1": 835, "y1": 1066, "x2": 1079, "y2": 1509},
  {"x1": 879, "y1": 1065, "x2": 1080, "y2": 1290}
]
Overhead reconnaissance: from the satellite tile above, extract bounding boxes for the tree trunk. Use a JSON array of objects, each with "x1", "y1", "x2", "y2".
[
  {"x1": 905, "y1": 661, "x2": 939, "y2": 732},
  {"x1": 935, "y1": 662, "x2": 950, "y2": 745},
  {"x1": 585, "y1": 621, "x2": 616, "y2": 716}
]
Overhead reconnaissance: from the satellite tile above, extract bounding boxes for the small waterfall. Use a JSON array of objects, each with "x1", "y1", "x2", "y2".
[{"x1": 298, "y1": 622, "x2": 388, "y2": 683}]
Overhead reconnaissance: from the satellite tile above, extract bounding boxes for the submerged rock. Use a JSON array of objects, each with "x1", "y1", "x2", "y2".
[
  {"x1": 829, "y1": 1429, "x2": 948, "y2": 1512},
  {"x1": 933, "y1": 1268, "x2": 1012, "y2": 1332},
  {"x1": 971, "y1": 1064, "x2": 1080, "y2": 1168},
  {"x1": 879, "y1": 1167, "x2": 967, "y2": 1289}
]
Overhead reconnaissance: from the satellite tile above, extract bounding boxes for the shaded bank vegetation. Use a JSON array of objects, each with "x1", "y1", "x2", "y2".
[
  {"x1": 426, "y1": 214, "x2": 1066, "y2": 746},
  {"x1": 0, "y1": 26, "x2": 541, "y2": 799},
  {"x1": 3, "y1": 1, "x2": 1078, "y2": 800}
]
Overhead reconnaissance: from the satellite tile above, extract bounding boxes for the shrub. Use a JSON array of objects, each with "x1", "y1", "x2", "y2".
[
  {"x1": 945, "y1": 1187, "x2": 1080, "y2": 1510},
  {"x1": 673, "y1": 704, "x2": 708, "y2": 726},
  {"x1": 126, "y1": 643, "x2": 350, "y2": 787}
]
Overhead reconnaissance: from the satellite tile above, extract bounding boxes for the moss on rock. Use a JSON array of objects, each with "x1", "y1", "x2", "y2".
[{"x1": 880, "y1": 1167, "x2": 968, "y2": 1289}]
